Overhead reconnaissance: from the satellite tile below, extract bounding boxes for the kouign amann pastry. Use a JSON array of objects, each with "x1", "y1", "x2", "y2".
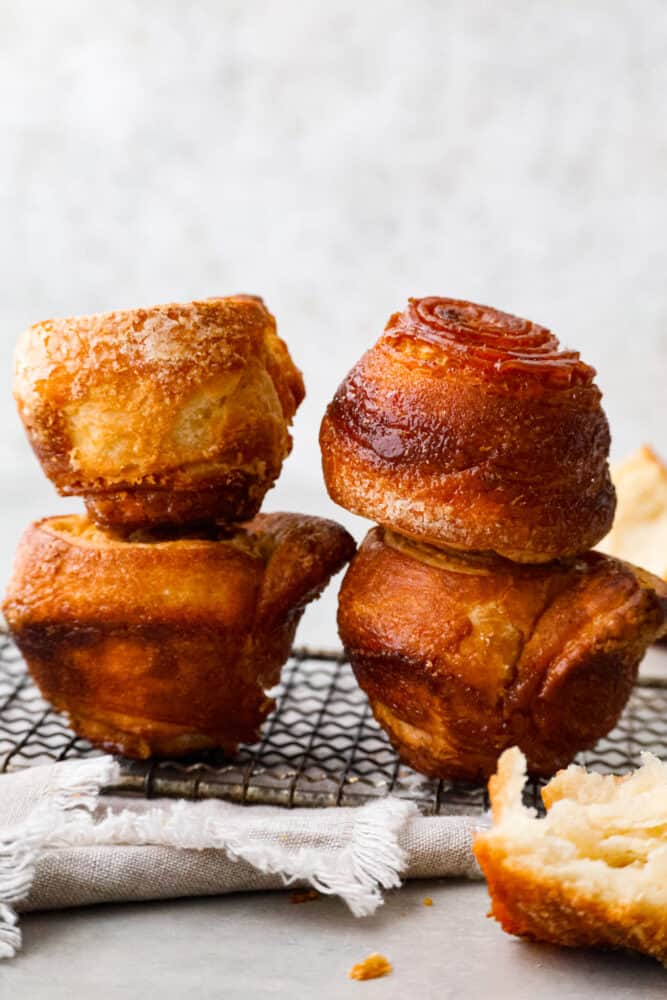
[
  {"x1": 14, "y1": 295, "x2": 304, "y2": 529},
  {"x1": 338, "y1": 528, "x2": 667, "y2": 780},
  {"x1": 475, "y1": 747, "x2": 667, "y2": 966},
  {"x1": 599, "y1": 444, "x2": 667, "y2": 581},
  {"x1": 3, "y1": 512, "x2": 354, "y2": 758},
  {"x1": 321, "y1": 297, "x2": 615, "y2": 563}
]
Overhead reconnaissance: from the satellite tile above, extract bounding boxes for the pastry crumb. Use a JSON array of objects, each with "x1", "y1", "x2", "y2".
[
  {"x1": 348, "y1": 953, "x2": 392, "y2": 981},
  {"x1": 423, "y1": 896, "x2": 433, "y2": 906},
  {"x1": 289, "y1": 889, "x2": 320, "y2": 904}
]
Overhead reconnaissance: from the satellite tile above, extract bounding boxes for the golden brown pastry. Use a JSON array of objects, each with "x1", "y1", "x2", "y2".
[
  {"x1": 3, "y1": 512, "x2": 354, "y2": 758},
  {"x1": 348, "y1": 955, "x2": 393, "y2": 981},
  {"x1": 14, "y1": 296, "x2": 305, "y2": 529},
  {"x1": 475, "y1": 747, "x2": 667, "y2": 967},
  {"x1": 599, "y1": 444, "x2": 667, "y2": 580},
  {"x1": 337, "y1": 528, "x2": 667, "y2": 781},
  {"x1": 321, "y1": 297, "x2": 615, "y2": 563}
]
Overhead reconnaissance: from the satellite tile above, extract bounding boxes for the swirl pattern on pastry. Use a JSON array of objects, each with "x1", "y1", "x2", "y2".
[
  {"x1": 320, "y1": 297, "x2": 615, "y2": 562},
  {"x1": 387, "y1": 297, "x2": 595, "y2": 387}
]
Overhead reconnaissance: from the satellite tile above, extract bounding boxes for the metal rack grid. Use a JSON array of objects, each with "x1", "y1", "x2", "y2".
[{"x1": 2, "y1": 630, "x2": 667, "y2": 815}]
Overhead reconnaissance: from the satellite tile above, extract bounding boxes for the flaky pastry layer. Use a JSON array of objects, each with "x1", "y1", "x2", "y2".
[
  {"x1": 14, "y1": 295, "x2": 305, "y2": 528},
  {"x1": 320, "y1": 297, "x2": 615, "y2": 562},
  {"x1": 475, "y1": 747, "x2": 667, "y2": 966},
  {"x1": 338, "y1": 528, "x2": 667, "y2": 781},
  {"x1": 599, "y1": 444, "x2": 667, "y2": 581},
  {"x1": 3, "y1": 512, "x2": 354, "y2": 758}
]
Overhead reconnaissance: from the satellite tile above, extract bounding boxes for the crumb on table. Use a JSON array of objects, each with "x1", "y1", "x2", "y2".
[
  {"x1": 348, "y1": 953, "x2": 393, "y2": 981},
  {"x1": 289, "y1": 889, "x2": 320, "y2": 904},
  {"x1": 423, "y1": 896, "x2": 433, "y2": 906}
]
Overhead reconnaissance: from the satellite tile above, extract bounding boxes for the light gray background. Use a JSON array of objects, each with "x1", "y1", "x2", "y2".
[
  {"x1": 2, "y1": 0, "x2": 666, "y2": 646},
  {"x1": 1, "y1": 2, "x2": 667, "y2": 994}
]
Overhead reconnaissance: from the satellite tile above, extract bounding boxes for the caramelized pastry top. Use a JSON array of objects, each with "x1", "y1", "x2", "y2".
[
  {"x1": 321, "y1": 297, "x2": 614, "y2": 562},
  {"x1": 386, "y1": 297, "x2": 595, "y2": 388},
  {"x1": 14, "y1": 295, "x2": 304, "y2": 527}
]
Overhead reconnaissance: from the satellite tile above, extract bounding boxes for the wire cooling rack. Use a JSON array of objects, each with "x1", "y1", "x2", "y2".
[{"x1": 2, "y1": 629, "x2": 667, "y2": 815}]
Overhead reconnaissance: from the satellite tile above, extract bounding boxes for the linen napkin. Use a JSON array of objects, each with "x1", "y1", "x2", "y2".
[{"x1": 0, "y1": 755, "x2": 484, "y2": 960}]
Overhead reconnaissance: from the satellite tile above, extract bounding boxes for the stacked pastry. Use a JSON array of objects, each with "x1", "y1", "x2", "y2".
[
  {"x1": 4, "y1": 296, "x2": 355, "y2": 758},
  {"x1": 321, "y1": 297, "x2": 667, "y2": 781}
]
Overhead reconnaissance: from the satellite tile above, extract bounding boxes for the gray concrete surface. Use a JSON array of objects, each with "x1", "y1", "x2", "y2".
[
  {"x1": 1, "y1": 1, "x2": 667, "y2": 994},
  {"x1": 4, "y1": 881, "x2": 667, "y2": 1000}
]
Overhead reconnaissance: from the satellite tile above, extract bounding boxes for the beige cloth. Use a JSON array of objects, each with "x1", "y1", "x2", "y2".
[{"x1": 0, "y1": 756, "x2": 484, "y2": 959}]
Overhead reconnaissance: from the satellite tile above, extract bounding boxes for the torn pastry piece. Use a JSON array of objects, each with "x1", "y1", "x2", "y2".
[
  {"x1": 337, "y1": 528, "x2": 667, "y2": 781},
  {"x1": 320, "y1": 297, "x2": 615, "y2": 563},
  {"x1": 14, "y1": 295, "x2": 305, "y2": 529},
  {"x1": 3, "y1": 512, "x2": 354, "y2": 758},
  {"x1": 599, "y1": 445, "x2": 667, "y2": 580},
  {"x1": 474, "y1": 747, "x2": 667, "y2": 967}
]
